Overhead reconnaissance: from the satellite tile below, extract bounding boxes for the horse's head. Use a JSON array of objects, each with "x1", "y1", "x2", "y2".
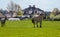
[{"x1": 39, "y1": 13, "x2": 44, "y2": 16}]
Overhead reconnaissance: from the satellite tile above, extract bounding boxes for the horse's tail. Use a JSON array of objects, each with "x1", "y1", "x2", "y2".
[{"x1": 32, "y1": 18, "x2": 35, "y2": 24}]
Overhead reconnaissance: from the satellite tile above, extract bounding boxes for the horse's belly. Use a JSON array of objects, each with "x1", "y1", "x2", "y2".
[
  {"x1": 34, "y1": 18, "x2": 42, "y2": 22},
  {"x1": 37, "y1": 19, "x2": 42, "y2": 22}
]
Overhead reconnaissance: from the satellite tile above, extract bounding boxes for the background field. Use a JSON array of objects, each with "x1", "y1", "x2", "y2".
[{"x1": 0, "y1": 20, "x2": 60, "y2": 37}]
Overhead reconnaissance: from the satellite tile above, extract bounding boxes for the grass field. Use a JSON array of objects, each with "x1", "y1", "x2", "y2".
[{"x1": 0, "y1": 20, "x2": 60, "y2": 37}]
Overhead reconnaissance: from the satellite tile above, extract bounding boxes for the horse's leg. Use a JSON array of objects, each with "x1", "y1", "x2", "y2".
[
  {"x1": 33, "y1": 21, "x2": 35, "y2": 28},
  {"x1": 1, "y1": 24, "x2": 4, "y2": 27},
  {"x1": 32, "y1": 19, "x2": 35, "y2": 28},
  {"x1": 32, "y1": 22, "x2": 35, "y2": 28},
  {"x1": 40, "y1": 21, "x2": 42, "y2": 28},
  {"x1": 1, "y1": 20, "x2": 5, "y2": 27},
  {"x1": 36, "y1": 21, "x2": 38, "y2": 28},
  {"x1": 1, "y1": 22, "x2": 4, "y2": 27}
]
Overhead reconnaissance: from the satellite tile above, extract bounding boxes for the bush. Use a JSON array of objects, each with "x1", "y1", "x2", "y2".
[{"x1": 54, "y1": 19, "x2": 60, "y2": 21}]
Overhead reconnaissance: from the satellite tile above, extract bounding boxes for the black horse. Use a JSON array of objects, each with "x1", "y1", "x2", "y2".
[
  {"x1": 0, "y1": 17, "x2": 7, "y2": 27},
  {"x1": 32, "y1": 13, "x2": 44, "y2": 28}
]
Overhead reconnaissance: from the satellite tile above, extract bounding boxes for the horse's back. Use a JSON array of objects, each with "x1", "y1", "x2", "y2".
[{"x1": 32, "y1": 14, "x2": 43, "y2": 22}]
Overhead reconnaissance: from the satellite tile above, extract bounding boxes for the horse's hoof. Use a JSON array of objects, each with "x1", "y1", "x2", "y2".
[{"x1": 40, "y1": 26, "x2": 42, "y2": 28}]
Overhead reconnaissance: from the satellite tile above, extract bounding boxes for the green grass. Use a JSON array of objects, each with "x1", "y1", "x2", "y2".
[{"x1": 0, "y1": 20, "x2": 60, "y2": 37}]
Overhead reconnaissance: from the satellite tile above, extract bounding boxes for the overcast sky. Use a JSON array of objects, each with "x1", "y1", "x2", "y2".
[{"x1": 0, "y1": 0, "x2": 60, "y2": 11}]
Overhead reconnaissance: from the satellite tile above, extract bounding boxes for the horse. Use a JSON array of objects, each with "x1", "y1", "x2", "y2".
[
  {"x1": 32, "y1": 13, "x2": 44, "y2": 28},
  {"x1": 0, "y1": 17, "x2": 7, "y2": 27}
]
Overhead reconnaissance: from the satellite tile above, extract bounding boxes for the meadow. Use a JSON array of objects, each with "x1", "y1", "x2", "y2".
[{"x1": 0, "y1": 20, "x2": 60, "y2": 37}]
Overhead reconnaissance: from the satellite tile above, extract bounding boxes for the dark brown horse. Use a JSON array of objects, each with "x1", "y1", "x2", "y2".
[
  {"x1": 32, "y1": 13, "x2": 44, "y2": 28},
  {"x1": 0, "y1": 17, "x2": 7, "y2": 27}
]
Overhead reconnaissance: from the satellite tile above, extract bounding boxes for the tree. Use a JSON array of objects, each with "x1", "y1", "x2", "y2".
[
  {"x1": 52, "y1": 8, "x2": 59, "y2": 16},
  {"x1": 7, "y1": 1, "x2": 23, "y2": 17},
  {"x1": 7, "y1": 1, "x2": 21, "y2": 12},
  {"x1": 50, "y1": 8, "x2": 60, "y2": 20},
  {"x1": 17, "y1": 11, "x2": 23, "y2": 16}
]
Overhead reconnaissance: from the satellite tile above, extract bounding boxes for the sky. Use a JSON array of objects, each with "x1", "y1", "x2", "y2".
[{"x1": 0, "y1": 0, "x2": 60, "y2": 11}]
